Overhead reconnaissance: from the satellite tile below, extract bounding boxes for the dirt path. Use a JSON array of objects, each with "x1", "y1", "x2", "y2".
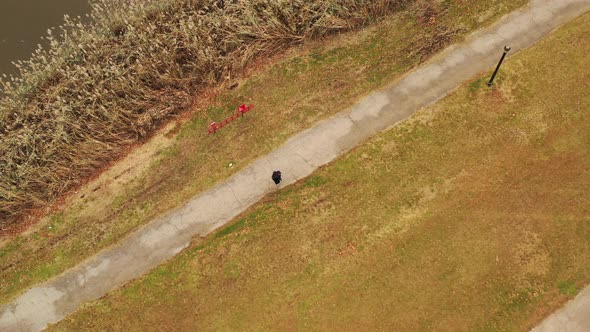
[{"x1": 1, "y1": 0, "x2": 590, "y2": 330}]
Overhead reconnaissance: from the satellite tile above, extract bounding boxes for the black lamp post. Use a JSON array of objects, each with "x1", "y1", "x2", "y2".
[{"x1": 487, "y1": 46, "x2": 511, "y2": 86}]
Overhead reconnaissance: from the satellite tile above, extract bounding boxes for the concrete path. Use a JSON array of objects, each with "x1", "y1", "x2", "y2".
[
  {"x1": 532, "y1": 285, "x2": 590, "y2": 331},
  {"x1": 2, "y1": 0, "x2": 590, "y2": 330}
]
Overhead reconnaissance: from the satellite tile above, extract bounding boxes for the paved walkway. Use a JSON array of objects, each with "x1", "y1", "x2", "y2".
[
  {"x1": 533, "y1": 285, "x2": 590, "y2": 331},
  {"x1": 2, "y1": 0, "x2": 590, "y2": 330}
]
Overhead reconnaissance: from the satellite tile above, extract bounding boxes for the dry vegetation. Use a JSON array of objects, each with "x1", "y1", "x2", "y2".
[
  {"x1": 0, "y1": 0, "x2": 408, "y2": 228},
  {"x1": 50, "y1": 12, "x2": 590, "y2": 330},
  {"x1": 0, "y1": 0, "x2": 527, "y2": 306}
]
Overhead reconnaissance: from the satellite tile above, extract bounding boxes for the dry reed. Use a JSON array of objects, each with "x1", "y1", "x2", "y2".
[{"x1": 0, "y1": 0, "x2": 409, "y2": 228}]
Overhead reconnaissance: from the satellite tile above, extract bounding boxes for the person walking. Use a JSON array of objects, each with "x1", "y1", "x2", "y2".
[{"x1": 272, "y1": 170, "x2": 282, "y2": 185}]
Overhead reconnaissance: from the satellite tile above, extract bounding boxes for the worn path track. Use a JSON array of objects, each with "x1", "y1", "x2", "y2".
[{"x1": 1, "y1": 0, "x2": 590, "y2": 330}]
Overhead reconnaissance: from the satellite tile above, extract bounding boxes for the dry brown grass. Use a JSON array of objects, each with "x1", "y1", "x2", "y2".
[
  {"x1": 49, "y1": 11, "x2": 590, "y2": 331},
  {"x1": 0, "y1": 0, "x2": 408, "y2": 228},
  {"x1": 0, "y1": 0, "x2": 528, "y2": 308}
]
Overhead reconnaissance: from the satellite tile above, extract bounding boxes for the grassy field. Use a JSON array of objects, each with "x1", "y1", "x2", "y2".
[
  {"x1": 0, "y1": 0, "x2": 528, "y2": 305},
  {"x1": 49, "y1": 11, "x2": 590, "y2": 331}
]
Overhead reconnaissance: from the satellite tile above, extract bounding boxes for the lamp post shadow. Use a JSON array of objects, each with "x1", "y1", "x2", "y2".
[{"x1": 488, "y1": 45, "x2": 511, "y2": 87}]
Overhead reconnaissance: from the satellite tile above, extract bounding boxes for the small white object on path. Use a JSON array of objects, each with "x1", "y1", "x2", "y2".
[{"x1": 1, "y1": 0, "x2": 590, "y2": 330}]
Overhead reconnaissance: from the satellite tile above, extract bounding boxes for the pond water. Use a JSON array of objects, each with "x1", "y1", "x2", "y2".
[{"x1": 0, "y1": 0, "x2": 90, "y2": 76}]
